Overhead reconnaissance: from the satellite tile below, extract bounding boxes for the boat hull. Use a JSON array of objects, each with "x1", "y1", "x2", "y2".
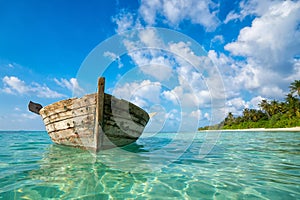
[{"x1": 39, "y1": 93, "x2": 149, "y2": 151}]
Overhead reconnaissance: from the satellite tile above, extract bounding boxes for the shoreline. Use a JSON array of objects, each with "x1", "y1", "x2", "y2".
[{"x1": 202, "y1": 127, "x2": 300, "y2": 132}]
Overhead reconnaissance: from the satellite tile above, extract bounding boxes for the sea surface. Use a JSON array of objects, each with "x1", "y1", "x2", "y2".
[{"x1": 0, "y1": 131, "x2": 299, "y2": 199}]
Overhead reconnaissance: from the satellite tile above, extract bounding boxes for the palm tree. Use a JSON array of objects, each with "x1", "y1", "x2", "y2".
[
  {"x1": 249, "y1": 109, "x2": 263, "y2": 122},
  {"x1": 243, "y1": 108, "x2": 251, "y2": 121},
  {"x1": 259, "y1": 99, "x2": 271, "y2": 119},
  {"x1": 224, "y1": 112, "x2": 235, "y2": 126},
  {"x1": 289, "y1": 80, "x2": 300, "y2": 97},
  {"x1": 285, "y1": 93, "x2": 298, "y2": 117},
  {"x1": 270, "y1": 100, "x2": 280, "y2": 116}
]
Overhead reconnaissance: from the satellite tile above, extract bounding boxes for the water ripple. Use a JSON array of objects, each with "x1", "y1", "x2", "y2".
[{"x1": 0, "y1": 131, "x2": 299, "y2": 199}]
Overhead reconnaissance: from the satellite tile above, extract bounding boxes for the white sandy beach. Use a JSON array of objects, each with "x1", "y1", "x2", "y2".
[{"x1": 204, "y1": 127, "x2": 300, "y2": 132}]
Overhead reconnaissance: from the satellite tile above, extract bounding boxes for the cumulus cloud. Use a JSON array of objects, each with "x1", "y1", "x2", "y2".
[
  {"x1": 121, "y1": 30, "x2": 225, "y2": 114},
  {"x1": 54, "y1": 78, "x2": 85, "y2": 96},
  {"x1": 249, "y1": 96, "x2": 264, "y2": 110},
  {"x1": 226, "y1": 97, "x2": 248, "y2": 112},
  {"x1": 103, "y1": 51, "x2": 123, "y2": 69},
  {"x1": 210, "y1": 35, "x2": 225, "y2": 47},
  {"x1": 112, "y1": 10, "x2": 142, "y2": 34},
  {"x1": 260, "y1": 86, "x2": 285, "y2": 99},
  {"x1": 161, "y1": 90, "x2": 179, "y2": 105},
  {"x1": 226, "y1": 95, "x2": 272, "y2": 116},
  {"x1": 125, "y1": 51, "x2": 173, "y2": 82},
  {"x1": 2, "y1": 76, "x2": 28, "y2": 94},
  {"x1": 162, "y1": 85, "x2": 200, "y2": 108},
  {"x1": 225, "y1": 1, "x2": 300, "y2": 73},
  {"x1": 139, "y1": 28, "x2": 164, "y2": 47},
  {"x1": 221, "y1": 0, "x2": 300, "y2": 100},
  {"x1": 190, "y1": 109, "x2": 202, "y2": 119},
  {"x1": 140, "y1": 64, "x2": 173, "y2": 81},
  {"x1": 162, "y1": 76, "x2": 211, "y2": 109},
  {"x1": 139, "y1": 0, "x2": 220, "y2": 31},
  {"x1": 224, "y1": 11, "x2": 242, "y2": 24},
  {"x1": 112, "y1": 80, "x2": 162, "y2": 108},
  {"x1": 109, "y1": 0, "x2": 300, "y2": 126},
  {"x1": 224, "y1": 0, "x2": 279, "y2": 23},
  {"x1": 1, "y1": 76, "x2": 64, "y2": 98},
  {"x1": 121, "y1": 28, "x2": 175, "y2": 81},
  {"x1": 286, "y1": 59, "x2": 300, "y2": 82}
]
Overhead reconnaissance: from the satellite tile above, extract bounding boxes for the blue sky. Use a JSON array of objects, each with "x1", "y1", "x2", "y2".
[{"x1": 0, "y1": 0, "x2": 299, "y2": 131}]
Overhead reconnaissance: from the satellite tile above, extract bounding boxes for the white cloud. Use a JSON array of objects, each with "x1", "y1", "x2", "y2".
[
  {"x1": 34, "y1": 84, "x2": 64, "y2": 98},
  {"x1": 190, "y1": 109, "x2": 202, "y2": 119},
  {"x1": 226, "y1": 97, "x2": 248, "y2": 115},
  {"x1": 112, "y1": 10, "x2": 142, "y2": 34},
  {"x1": 165, "y1": 109, "x2": 179, "y2": 121},
  {"x1": 137, "y1": 0, "x2": 160, "y2": 25},
  {"x1": 106, "y1": 0, "x2": 300, "y2": 127},
  {"x1": 224, "y1": 0, "x2": 279, "y2": 23},
  {"x1": 224, "y1": 11, "x2": 242, "y2": 24},
  {"x1": 226, "y1": 95, "x2": 269, "y2": 116},
  {"x1": 204, "y1": 112, "x2": 210, "y2": 120},
  {"x1": 1, "y1": 76, "x2": 64, "y2": 98},
  {"x1": 139, "y1": 0, "x2": 220, "y2": 31},
  {"x1": 222, "y1": 0, "x2": 300, "y2": 99},
  {"x1": 227, "y1": 97, "x2": 248, "y2": 109},
  {"x1": 162, "y1": 77, "x2": 211, "y2": 108},
  {"x1": 112, "y1": 80, "x2": 162, "y2": 108},
  {"x1": 210, "y1": 35, "x2": 225, "y2": 47},
  {"x1": 3, "y1": 76, "x2": 28, "y2": 94},
  {"x1": 249, "y1": 96, "x2": 264, "y2": 110},
  {"x1": 260, "y1": 86, "x2": 284, "y2": 99},
  {"x1": 225, "y1": 1, "x2": 300, "y2": 73},
  {"x1": 115, "y1": 27, "x2": 224, "y2": 114},
  {"x1": 21, "y1": 113, "x2": 39, "y2": 120},
  {"x1": 121, "y1": 28, "x2": 174, "y2": 81},
  {"x1": 103, "y1": 51, "x2": 123, "y2": 69},
  {"x1": 139, "y1": 64, "x2": 173, "y2": 81},
  {"x1": 125, "y1": 50, "x2": 174, "y2": 82},
  {"x1": 208, "y1": 49, "x2": 289, "y2": 100},
  {"x1": 169, "y1": 42, "x2": 226, "y2": 103},
  {"x1": 162, "y1": 90, "x2": 179, "y2": 105},
  {"x1": 54, "y1": 78, "x2": 85, "y2": 96},
  {"x1": 208, "y1": 50, "x2": 232, "y2": 69},
  {"x1": 139, "y1": 28, "x2": 164, "y2": 47},
  {"x1": 286, "y1": 60, "x2": 300, "y2": 82},
  {"x1": 169, "y1": 41, "x2": 203, "y2": 69}
]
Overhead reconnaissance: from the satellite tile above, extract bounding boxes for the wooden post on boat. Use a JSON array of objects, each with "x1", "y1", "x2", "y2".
[{"x1": 94, "y1": 77, "x2": 105, "y2": 152}]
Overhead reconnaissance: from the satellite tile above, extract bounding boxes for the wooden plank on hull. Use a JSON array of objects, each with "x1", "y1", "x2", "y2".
[
  {"x1": 48, "y1": 128, "x2": 96, "y2": 149},
  {"x1": 39, "y1": 94, "x2": 96, "y2": 119},
  {"x1": 104, "y1": 110, "x2": 148, "y2": 127},
  {"x1": 45, "y1": 113, "x2": 95, "y2": 133},
  {"x1": 104, "y1": 119, "x2": 143, "y2": 138},
  {"x1": 104, "y1": 94, "x2": 149, "y2": 120},
  {"x1": 43, "y1": 105, "x2": 96, "y2": 125}
]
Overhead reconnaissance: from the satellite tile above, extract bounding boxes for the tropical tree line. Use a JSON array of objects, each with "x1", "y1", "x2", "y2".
[{"x1": 199, "y1": 80, "x2": 300, "y2": 130}]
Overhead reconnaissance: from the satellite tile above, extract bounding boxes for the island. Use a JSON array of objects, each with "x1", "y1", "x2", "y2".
[{"x1": 199, "y1": 80, "x2": 300, "y2": 131}]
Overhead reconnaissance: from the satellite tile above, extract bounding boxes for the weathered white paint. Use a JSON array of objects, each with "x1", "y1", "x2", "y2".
[{"x1": 39, "y1": 86, "x2": 149, "y2": 151}]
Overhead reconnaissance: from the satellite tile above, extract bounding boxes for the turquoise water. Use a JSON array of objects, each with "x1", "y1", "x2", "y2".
[{"x1": 0, "y1": 131, "x2": 299, "y2": 199}]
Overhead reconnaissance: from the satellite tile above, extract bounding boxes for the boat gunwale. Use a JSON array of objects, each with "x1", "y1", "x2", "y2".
[{"x1": 39, "y1": 93, "x2": 149, "y2": 121}]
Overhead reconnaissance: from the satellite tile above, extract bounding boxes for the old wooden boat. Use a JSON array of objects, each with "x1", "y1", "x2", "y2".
[{"x1": 28, "y1": 77, "x2": 150, "y2": 152}]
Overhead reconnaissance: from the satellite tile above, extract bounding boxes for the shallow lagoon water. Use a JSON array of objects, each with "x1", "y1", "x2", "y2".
[{"x1": 0, "y1": 131, "x2": 299, "y2": 199}]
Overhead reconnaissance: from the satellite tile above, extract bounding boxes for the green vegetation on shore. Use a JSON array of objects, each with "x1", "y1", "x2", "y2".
[{"x1": 199, "y1": 80, "x2": 300, "y2": 130}]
